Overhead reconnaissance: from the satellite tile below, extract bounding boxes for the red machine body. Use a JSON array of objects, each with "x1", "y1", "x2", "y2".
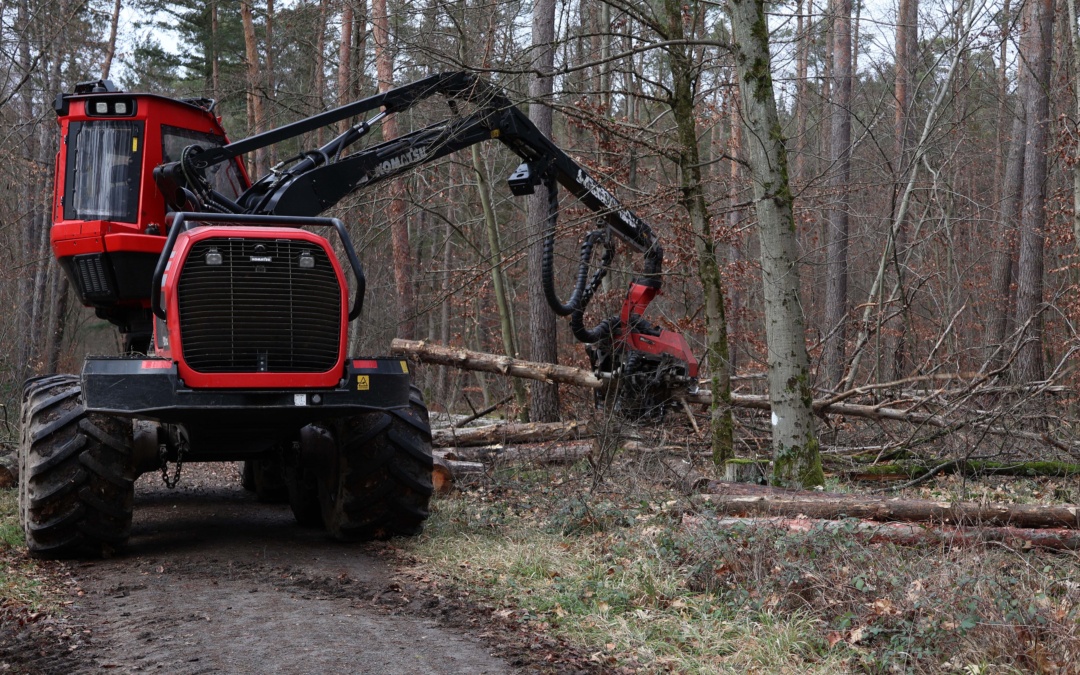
[{"x1": 52, "y1": 88, "x2": 249, "y2": 340}]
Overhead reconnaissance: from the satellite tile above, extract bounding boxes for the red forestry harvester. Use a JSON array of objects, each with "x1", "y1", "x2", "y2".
[{"x1": 20, "y1": 73, "x2": 698, "y2": 557}]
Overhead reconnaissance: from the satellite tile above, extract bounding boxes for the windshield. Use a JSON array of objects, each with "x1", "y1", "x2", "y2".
[
  {"x1": 64, "y1": 120, "x2": 143, "y2": 223},
  {"x1": 162, "y1": 125, "x2": 246, "y2": 200}
]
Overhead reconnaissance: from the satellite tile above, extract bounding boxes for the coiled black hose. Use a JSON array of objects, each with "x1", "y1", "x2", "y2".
[{"x1": 539, "y1": 177, "x2": 621, "y2": 343}]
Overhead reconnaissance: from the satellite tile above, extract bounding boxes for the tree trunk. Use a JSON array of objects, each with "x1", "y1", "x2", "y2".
[
  {"x1": 726, "y1": 0, "x2": 823, "y2": 487},
  {"x1": 471, "y1": 146, "x2": 528, "y2": 416},
  {"x1": 337, "y1": 1, "x2": 353, "y2": 133},
  {"x1": 1013, "y1": 0, "x2": 1053, "y2": 383},
  {"x1": 888, "y1": 0, "x2": 917, "y2": 379},
  {"x1": 987, "y1": 111, "x2": 1025, "y2": 364},
  {"x1": 241, "y1": 0, "x2": 269, "y2": 176},
  {"x1": 211, "y1": 0, "x2": 220, "y2": 102},
  {"x1": 822, "y1": 0, "x2": 852, "y2": 388},
  {"x1": 433, "y1": 421, "x2": 590, "y2": 448},
  {"x1": 1067, "y1": 0, "x2": 1080, "y2": 254},
  {"x1": 372, "y1": 0, "x2": 415, "y2": 340},
  {"x1": 793, "y1": 0, "x2": 810, "y2": 186},
  {"x1": 101, "y1": 0, "x2": 122, "y2": 79},
  {"x1": 524, "y1": 0, "x2": 561, "y2": 422},
  {"x1": 664, "y1": 0, "x2": 734, "y2": 465}
]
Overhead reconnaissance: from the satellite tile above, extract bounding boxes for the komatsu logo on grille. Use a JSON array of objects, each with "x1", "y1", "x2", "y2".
[
  {"x1": 358, "y1": 147, "x2": 428, "y2": 186},
  {"x1": 249, "y1": 255, "x2": 272, "y2": 262}
]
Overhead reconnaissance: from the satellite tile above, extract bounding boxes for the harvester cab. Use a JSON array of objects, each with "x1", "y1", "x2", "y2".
[{"x1": 20, "y1": 73, "x2": 699, "y2": 559}]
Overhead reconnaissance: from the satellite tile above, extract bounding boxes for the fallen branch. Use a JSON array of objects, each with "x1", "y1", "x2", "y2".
[
  {"x1": 702, "y1": 482, "x2": 1080, "y2": 529},
  {"x1": 433, "y1": 421, "x2": 590, "y2": 447}
]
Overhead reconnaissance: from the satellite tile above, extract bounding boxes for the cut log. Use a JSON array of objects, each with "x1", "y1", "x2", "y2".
[
  {"x1": 699, "y1": 517, "x2": 1080, "y2": 551},
  {"x1": 433, "y1": 421, "x2": 589, "y2": 447},
  {"x1": 660, "y1": 458, "x2": 711, "y2": 494},
  {"x1": 494, "y1": 442, "x2": 592, "y2": 465},
  {"x1": 702, "y1": 482, "x2": 1080, "y2": 529},
  {"x1": 437, "y1": 442, "x2": 593, "y2": 466},
  {"x1": 431, "y1": 455, "x2": 486, "y2": 495}
]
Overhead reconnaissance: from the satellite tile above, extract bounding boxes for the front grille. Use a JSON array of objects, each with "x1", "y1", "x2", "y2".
[{"x1": 177, "y1": 238, "x2": 342, "y2": 373}]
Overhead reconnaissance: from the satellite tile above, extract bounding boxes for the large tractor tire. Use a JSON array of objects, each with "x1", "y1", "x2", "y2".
[
  {"x1": 317, "y1": 385, "x2": 433, "y2": 541},
  {"x1": 19, "y1": 375, "x2": 136, "y2": 558}
]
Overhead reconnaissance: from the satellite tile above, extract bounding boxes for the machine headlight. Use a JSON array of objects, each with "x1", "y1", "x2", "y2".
[
  {"x1": 298, "y1": 251, "x2": 315, "y2": 269},
  {"x1": 205, "y1": 247, "x2": 223, "y2": 266}
]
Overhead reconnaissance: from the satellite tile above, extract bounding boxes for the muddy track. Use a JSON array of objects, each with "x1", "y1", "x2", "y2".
[{"x1": 3, "y1": 464, "x2": 536, "y2": 674}]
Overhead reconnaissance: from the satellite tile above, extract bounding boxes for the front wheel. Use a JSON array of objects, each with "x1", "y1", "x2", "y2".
[
  {"x1": 316, "y1": 386, "x2": 433, "y2": 540},
  {"x1": 19, "y1": 375, "x2": 136, "y2": 558}
]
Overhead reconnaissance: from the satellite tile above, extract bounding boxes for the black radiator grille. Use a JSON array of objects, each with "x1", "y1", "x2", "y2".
[{"x1": 177, "y1": 238, "x2": 342, "y2": 373}]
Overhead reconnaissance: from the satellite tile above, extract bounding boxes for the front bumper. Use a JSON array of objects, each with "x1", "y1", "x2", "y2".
[{"x1": 81, "y1": 356, "x2": 413, "y2": 425}]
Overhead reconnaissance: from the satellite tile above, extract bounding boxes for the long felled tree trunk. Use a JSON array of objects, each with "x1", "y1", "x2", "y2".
[
  {"x1": 524, "y1": 0, "x2": 560, "y2": 422},
  {"x1": 727, "y1": 0, "x2": 823, "y2": 487}
]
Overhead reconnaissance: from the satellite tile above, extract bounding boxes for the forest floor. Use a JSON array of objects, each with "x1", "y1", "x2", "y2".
[{"x1": 2, "y1": 433, "x2": 1080, "y2": 673}]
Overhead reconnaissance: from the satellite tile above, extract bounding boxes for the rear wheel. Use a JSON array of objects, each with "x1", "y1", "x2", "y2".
[
  {"x1": 19, "y1": 375, "x2": 136, "y2": 558},
  {"x1": 318, "y1": 386, "x2": 433, "y2": 540},
  {"x1": 250, "y1": 456, "x2": 288, "y2": 503}
]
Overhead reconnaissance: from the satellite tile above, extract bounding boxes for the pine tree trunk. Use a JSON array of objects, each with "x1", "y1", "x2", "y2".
[
  {"x1": 337, "y1": 1, "x2": 353, "y2": 133},
  {"x1": 241, "y1": 0, "x2": 269, "y2": 176},
  {"x1": 101, "y1": 0, "x2": 122, "y2": 79},
  {"x1": 372, "y1": 0, "x2": 416, "y2": 340},
  {"x1": 727, "y1": 0, "x2": 823, "y2": 487},
  {"x1": 524, "y1": 0, "x2": 561, "y2": 422}
]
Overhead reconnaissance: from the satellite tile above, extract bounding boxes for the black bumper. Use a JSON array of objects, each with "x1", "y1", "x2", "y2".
[{"x1": 81, "y1": 356, "x2": 413, "y2": 425}]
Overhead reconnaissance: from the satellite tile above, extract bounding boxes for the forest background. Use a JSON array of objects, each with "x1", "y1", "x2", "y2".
[{"x1": 2, "y1": 0, "x2": 1080, "y2": 479}]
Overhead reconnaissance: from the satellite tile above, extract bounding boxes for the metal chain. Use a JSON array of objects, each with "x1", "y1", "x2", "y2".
[{"x1": 159, "y1": 440, "x2": 185, "y2": 489}]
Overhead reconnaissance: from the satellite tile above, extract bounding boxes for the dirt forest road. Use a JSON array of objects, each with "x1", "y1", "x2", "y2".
[{"x1": 8, "y1": 464, "x2": 524, "y2": 675}]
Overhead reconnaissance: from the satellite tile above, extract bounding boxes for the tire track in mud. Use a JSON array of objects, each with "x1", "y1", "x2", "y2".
[{"x1": 65, "y1": 464, "x2": 515, "y2": 674}]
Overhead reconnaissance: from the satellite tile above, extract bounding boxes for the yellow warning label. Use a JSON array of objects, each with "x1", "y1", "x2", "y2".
[
  {"x1": 356, "y1": 375, "x2": 370, "y2": 391},
  {"x1": 132, "y1": 137, "x2": 138, "y2": 152},
  {"x1": 399, "y1": 361, "x2": 409, "y2": 374}
]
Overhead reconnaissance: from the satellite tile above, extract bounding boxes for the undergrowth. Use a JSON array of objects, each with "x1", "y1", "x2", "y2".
[
  {"x1": 0, "y1": 488, "x2": 71, "y2": 617},
  {"x1": 408, "y1": 463, "x2": 1080, "y2": 673}
]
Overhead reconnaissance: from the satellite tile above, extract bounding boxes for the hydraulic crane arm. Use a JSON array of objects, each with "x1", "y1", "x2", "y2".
[{"x1": 154, "y1": 71, "x2": 698, "y2": 416}]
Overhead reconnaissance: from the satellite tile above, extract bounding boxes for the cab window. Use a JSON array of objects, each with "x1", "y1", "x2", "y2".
[
  {"x1": 64, "y1": 120, "x2": 144, "y2": 223},
  {"x1": 161, "y1": 125, "x2": 246, "y2": 200}
]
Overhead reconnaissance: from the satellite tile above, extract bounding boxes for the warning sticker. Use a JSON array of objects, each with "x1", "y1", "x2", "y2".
[
  {"x1": 399, "y1": 361, "x2": 409, "y2": 374},
  {"x1": 357, "y1": 375, "x2": 370, "y2": 391}
]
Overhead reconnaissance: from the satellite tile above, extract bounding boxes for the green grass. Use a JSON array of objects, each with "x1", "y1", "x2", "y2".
[
  {"x1": 0, "y1": 487, "x2": 60, "y2": 615},
  {"x1": 404, "y1": 466, "x2": 1080, "y2": 673}
]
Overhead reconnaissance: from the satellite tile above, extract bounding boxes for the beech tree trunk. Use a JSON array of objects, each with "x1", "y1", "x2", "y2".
[
  {"x1": 726, "y1": 0, "x2": 823, "y2": 487},
  {"x1": 663, "y1": 0, "x2": 734, "y2": 464},
  {"x1": 525, "y1": 0, "x2": 561, "y2": 422}
]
